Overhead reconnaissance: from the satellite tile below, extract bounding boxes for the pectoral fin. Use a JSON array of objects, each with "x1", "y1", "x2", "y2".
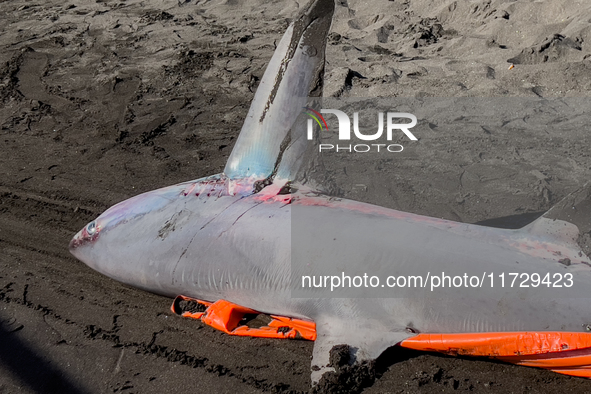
[{"x1": 311, "y1": 317, "x2": 413, "y2": 385}]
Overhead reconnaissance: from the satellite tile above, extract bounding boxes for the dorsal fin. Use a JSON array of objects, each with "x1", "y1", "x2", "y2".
[
  {"x1": 523, "y1": 181, "x2": 591, "y2": 258},
  {"x1": 223, "y1": 0, "x2": 334, "y2": 182}
]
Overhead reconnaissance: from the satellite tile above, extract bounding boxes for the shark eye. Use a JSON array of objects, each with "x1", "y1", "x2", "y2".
[{"x1": 86, "y1": 221, "x2": 97, "y2": 236}]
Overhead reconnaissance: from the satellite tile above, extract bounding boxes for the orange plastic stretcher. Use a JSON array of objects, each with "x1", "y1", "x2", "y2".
[
  {"x1": 171, "y1": 295, "x2": 316, "y2": 340},
  {"x1": 400, "y1": 332, "x2": 591, "y2": 378},
  {"x1": 171, "y1": 296, "x2": 591, "y2": 378}
]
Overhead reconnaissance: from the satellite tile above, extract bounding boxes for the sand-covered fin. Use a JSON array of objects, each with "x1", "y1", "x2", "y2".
[
  {"x1": 223, "y1": 0, "x2": 334, "y2": 182},
  {"x1": 311, "y1": 316, "x2": 412, "y2": 388}
]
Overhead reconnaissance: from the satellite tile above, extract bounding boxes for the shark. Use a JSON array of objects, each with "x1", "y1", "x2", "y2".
[{"x1": 69, "y1": 0, "x2": 591, "y2": 387}]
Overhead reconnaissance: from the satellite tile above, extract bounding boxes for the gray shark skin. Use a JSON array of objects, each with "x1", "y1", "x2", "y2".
[{"x1": 69, "y1": 0, "x2": 591, "y2": 386}]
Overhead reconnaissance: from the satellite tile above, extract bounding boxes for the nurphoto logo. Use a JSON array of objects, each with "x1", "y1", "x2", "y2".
[{"x1": 303, "y1": 107, "x2": 418, "y2": 153}]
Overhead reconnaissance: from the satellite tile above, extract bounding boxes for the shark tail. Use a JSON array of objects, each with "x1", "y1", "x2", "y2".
[
  {"x1": 538, "y1": 180, "x2": 591, "y2": 259},
  {"x1": 522, "y1": 181, "x2": 591, "y2": 260},
  {"x1": 403, "y1": 180, "x2": 591, "y2": 379}
]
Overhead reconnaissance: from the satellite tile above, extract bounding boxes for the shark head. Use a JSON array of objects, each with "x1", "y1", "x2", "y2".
[
  {"x1": 69, "y1": 181, "x2": 192, "y2": 281},
  {"x1": 68, "y1": 173, "x2": 259, "y2": 295}
]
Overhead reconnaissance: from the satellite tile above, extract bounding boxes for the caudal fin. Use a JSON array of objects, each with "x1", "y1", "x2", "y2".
[{"x1": 523, "y1": 181, "x2": 591, "y2": 259}]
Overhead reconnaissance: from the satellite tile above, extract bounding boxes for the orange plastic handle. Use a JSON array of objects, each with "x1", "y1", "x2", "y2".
[{"x1": 171, "y1": 296, "x2": 316, "y2": 340}]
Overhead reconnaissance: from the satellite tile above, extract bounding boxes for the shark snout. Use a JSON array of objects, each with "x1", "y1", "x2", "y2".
[{"x1": 68, "y1": 234, "x2": 79, "y2": 251}]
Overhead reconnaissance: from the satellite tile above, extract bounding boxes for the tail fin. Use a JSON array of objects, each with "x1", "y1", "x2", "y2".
[{"x1": 524, "y1": 181, "x2": 591, "y2": 259}]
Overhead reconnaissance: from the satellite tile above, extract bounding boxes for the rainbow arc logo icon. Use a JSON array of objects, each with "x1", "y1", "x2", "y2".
[{"x1": 303, "y1": 107, "x2": 329, "y2": 139}]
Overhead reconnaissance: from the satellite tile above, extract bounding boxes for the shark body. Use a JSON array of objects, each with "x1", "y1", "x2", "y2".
[{"x1": 70, "y1": 0, "x2": 591, "y2": 385}]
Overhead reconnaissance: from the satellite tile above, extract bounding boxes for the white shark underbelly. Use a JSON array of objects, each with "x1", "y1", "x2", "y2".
[{"x1": 79, "y1": 180, "x2": 591, "y2": 335}]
